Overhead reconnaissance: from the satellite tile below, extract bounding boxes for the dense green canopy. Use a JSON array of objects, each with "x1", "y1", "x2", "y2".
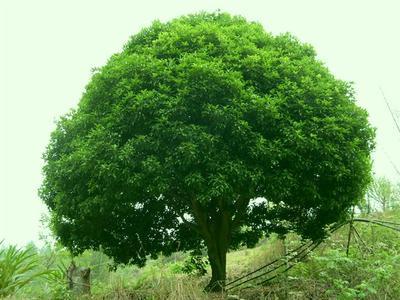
[{"x1": 40, "y1": 12, "x2": 375, "y2": 290}]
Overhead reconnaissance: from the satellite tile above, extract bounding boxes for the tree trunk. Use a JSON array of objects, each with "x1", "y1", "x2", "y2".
[
  {"x1": 190, "y1": 199, "x2": 232, "y2": 292},
  {"x1": 205, "y1": 242, "x2": 227, "y2": 292}
]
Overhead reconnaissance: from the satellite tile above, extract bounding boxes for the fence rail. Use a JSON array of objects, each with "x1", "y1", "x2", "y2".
[{"x1": 224, "y1": 217, "x2": 400, "y2": 291}]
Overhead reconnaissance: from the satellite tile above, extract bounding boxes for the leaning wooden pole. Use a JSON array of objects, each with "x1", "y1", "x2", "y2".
[
  {"x1": 380, "y1": 88, "x2": 400, "y2": 136},
  {"x1": 346, "y1": 208, "x2": 355, "y2": 256}
]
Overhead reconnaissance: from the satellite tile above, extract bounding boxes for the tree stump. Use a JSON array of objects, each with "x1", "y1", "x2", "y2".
[{"x1": 67, "y1": 261, "x2": 91, "y2": 295}]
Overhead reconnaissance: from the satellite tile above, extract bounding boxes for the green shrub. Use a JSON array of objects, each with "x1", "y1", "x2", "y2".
[
  {"x1": 181, "y1": 254, "x2": 208, "y2": 276},
  {"x1": 0, "y1": 242, "x2": 49, "y2": 297}
]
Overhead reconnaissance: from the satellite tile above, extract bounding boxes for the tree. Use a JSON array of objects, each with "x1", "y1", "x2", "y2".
[
  {"x1": 366, "y1": 176, "x2": 400, "y2": 211},
  {"x1": 40, "y1": 12, "x2": 375, "y2": 291}
]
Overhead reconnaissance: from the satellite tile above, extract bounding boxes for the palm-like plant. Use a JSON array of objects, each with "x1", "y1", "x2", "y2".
[{"x1": 0, "y1": 241, "x2": 48, "y2": 297}]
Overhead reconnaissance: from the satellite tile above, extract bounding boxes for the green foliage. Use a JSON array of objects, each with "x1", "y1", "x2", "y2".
[
  {"x1": 281, "y1": 233, "x2": 400, "y2": 299},
  {"x1": 181, "y1": 253, "x2": 208, "y2": 276},
  {"x1": 40, "y1": 11, "x2": 375, "y2": 286},
  {"x1": 9, "y1": 245, "x2": 70, "y2": 300},
  {"x1": 0, "y1": 242, "x2": 49, "y2": 297}
]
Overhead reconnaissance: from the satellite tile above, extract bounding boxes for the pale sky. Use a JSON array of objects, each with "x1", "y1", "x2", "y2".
[{"x1": 1, "y1": 0, "x2": 399, "y2": 246}]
